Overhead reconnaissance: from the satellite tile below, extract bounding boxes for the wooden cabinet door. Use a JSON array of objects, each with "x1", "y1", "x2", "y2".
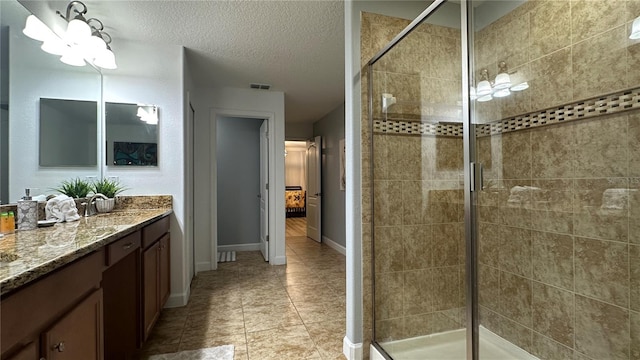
[
  {"x1": 142, "y1": 242, "x2": 160, "y2": 342},
  {"x1": 159, "y1": 234, "x2": 171, "y2": 308},
  {"x1": 4, "y1": 342, "x2": 38, "y2": 360},
  {"x1": 41, "y1": 289, "x2": 103, "y2": 360},
  {"x1": 103, "y1": 250, "x2": 139, "y2": 359}
]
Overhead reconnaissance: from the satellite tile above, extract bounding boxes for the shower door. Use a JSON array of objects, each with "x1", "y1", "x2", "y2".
[
  {"x1": 472, "y1": 1, "x2": 640, "y2": 359},
  {"x1": 368, "y1": 0, "x2": 469, "y2": 358}
]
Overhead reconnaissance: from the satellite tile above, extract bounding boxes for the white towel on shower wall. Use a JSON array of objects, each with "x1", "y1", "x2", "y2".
[{"x1": 45, "y1": 195, "x2": 81, "y2": 222}]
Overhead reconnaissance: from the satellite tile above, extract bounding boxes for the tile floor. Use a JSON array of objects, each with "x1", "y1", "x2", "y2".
[{"x1": 137, "y1": 221, "x2": 347, "y2": 360}]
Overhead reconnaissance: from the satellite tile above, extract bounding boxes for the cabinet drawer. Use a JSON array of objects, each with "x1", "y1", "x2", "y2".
[
  {"x1": 106, "y1": 231, "x2": 141, "y2": 266},
  {"x1": 142, "y1": 216, "x2": 169, "y2": 249}
]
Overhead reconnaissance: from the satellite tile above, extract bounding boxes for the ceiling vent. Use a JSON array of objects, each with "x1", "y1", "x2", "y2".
[{"x1": 250, "y1": 83, "x2": 271, "y2": 90}]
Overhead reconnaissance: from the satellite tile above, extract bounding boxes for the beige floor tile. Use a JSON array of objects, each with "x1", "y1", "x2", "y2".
[
  {"x1": 243, "y1": 303, "x2": 304, "y2": 332},
  {"x1": 246, "y1": 324, "x2": 321, "y2": 359},
  {"x1": 306, "y1": 319, "x2": 347, "y2": 360},
  {"x1": 139, "y1": 230, "x2": 346, "y2": 360}
]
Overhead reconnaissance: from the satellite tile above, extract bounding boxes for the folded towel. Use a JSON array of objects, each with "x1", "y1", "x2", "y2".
[{"x1": 45, "y1": 195, "x2": 81, "y2": 222}]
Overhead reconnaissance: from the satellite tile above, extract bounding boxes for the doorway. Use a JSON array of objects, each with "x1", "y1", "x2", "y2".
[{"x1": 215, "y1": 116, "x2": 269, "y2": 261}]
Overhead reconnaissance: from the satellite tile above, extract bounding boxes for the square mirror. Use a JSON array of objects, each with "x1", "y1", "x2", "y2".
[{"x1": 105, "y1": 102, "x2": 158, "y2": 166}]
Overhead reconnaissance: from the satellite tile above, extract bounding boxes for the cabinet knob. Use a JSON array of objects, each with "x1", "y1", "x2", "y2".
[{"x1": 54, "y1": 342, "x2": 65, "y2": 352}]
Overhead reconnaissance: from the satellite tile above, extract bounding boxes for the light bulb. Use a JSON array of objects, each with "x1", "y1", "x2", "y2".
[
  {"x1": 94, "y1": 47, "x2": 117, "y2": 69},
  {"x1": 477, "y1": 94, "x2": 493, "y2": 102},
  {"x1": 65, "y1": 17, "x2": 91, "y2": 45},
  {"x1": 476, "y1": 80, "x2": 492, "y2": 96},
  {"x1": 470, "y1": 86, "x2": 477, "y2": 100},
  {"x1": 60, "y1": 45, "x2": 86, "y2": 67},
  {"x1": 510, "y1": 82, "x2": 529, "y2": 91},
  {"x1": 81, "y1": 35, "x2": 106, "y2": 60},
  {"x1": 23, "y1": 15, "x2": 51, "y2": 41},
  {"x1": 493, "y1": 89, "x2": 511, "y2": 98},
  {"x1": 41, "y1": 37, "x2": 67, "y2": 56},
  {"x1": 493, "y1": 72, "x2": 512, "y2": 90}
]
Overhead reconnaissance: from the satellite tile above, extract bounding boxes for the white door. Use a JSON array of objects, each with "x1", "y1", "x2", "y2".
[
  {"x1": 306, "y1": 136, "x2": 321, "y2": 242},
  {"x1": 259, "y1": 120, "x2": 269, "y2": 261}
]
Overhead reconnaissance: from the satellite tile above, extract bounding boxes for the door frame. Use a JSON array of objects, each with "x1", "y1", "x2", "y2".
[{"x1": 209, "y1": 108, "x2": 278, "y2": 268}]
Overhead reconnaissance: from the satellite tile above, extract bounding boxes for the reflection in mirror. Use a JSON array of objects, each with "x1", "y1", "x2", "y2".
[
  {"x1": 40, "y1": 98, "x2": 98, "y2": 166},
  {"x1": 0, "y1": 0, "x2": 101, "y2": 203},
  {"x1": 106, "y1": 102, "x2": 158, "y2": 166}
]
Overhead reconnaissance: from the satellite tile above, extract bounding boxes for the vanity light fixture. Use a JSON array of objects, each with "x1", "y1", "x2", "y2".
[
  {"x1": 630, "y1": 16, "x2": 640, "y2": 40},
  {"x1": 21, "y1": 1, "x2": 117, "y2": 70},
  {"x1": 472, "y1": 62, "x2": 528, "y2": 103}
]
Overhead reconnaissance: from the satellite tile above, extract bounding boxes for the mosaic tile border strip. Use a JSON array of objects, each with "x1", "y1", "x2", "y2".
[
  {"x1": 477, "y1": 87, "x2": 640, "y2": 136},
  {"x1": 373, "y1": 87, "x2": 640, "y2": 137},
  {"x1": 372, "y1": 119, "x2": 463, "y2": 137}
]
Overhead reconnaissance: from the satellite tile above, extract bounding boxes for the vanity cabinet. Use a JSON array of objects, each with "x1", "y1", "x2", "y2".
[
  {"x1": 141, "y1": 217, "x2": 170, "y2": 342},
  {"x1": 0, "y1": 251, "x2": 103, "y2": 360},
  {"x1": 103, "y1": 231, "x2": 141, "y2": 360}
]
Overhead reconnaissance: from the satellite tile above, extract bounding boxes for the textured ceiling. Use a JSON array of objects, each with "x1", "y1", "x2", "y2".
[{"x1": 87, "y1": 0, "x2": 345, "y2": 125}]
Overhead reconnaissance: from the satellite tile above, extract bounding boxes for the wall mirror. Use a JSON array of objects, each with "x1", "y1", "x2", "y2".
[
  {"x1": 39, "y1": 98, "x2": 98, "y2": 166},
  {"x1": 105, "y1": 102, "x2": 158, "y2": 166},
  {"x1": 0, "y1": 0, "x2": 102, "y2": 203}
]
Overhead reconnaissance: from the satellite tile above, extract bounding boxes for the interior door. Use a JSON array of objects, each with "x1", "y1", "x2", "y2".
[
  {"x1": 306, "y1": 136, "x2": 321, "y2": 242},
  {"x1": 259, "y1": 120, "x2": 269, "y2": 261}
]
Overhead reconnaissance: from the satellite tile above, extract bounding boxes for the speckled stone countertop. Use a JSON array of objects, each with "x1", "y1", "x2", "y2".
[{"x1": 0, "y1": 196, "x2": 172, "y2": 296}]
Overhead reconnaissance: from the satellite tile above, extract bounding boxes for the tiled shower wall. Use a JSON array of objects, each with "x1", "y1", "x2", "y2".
[
  {"x1": 362, "y1": 11, "x2": 466, "y2": 347},
  {"x1": 475, "y1": 1, "x2": 640, "y2": 359}
]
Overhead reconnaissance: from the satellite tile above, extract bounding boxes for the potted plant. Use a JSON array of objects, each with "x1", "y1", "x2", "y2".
[
  {"x1": 91, "y1": 178, "x2": 127, "y2": 213},
  {"x1": 53, "y1": 177, "x2": 92, "y2": 199}
]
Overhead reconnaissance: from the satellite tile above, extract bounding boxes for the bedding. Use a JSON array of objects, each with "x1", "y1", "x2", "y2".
[{"x1": 285, "y1": 186, "x2": 306, "y2": 217}]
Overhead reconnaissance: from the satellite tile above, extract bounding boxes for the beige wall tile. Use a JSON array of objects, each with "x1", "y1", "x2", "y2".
[
  {"x1": 530, "y1": 331, "x2": 575, "y2": 360},
  {"x1": 499, "y1": 316, "x2": 533, "y2": 354},
  {"x1": 572, "y1": 26, "x2": 628, "y2": 101},
  {"x1": 500, "y1": 272, "x2": 532, "y2": 327},
  {"x1": 403, "y1": 269, "x2": 433, "y2": 316},
  {"x1": 402, "y1": 225, "x2": 432, "y2": 271},
  {"x1": 532, "y1": 282, "x2": 574, "y2": 347},
  {"x1": 574, "y1": 295, "x2": 630, "y2": 360},
  {"x1": 628, "y1": 22, "x2": 640, "y2": 87},
  {"x1": 500, "y1": 226, "x2": 532, "y2": 277},
  {"x1": 531, "y1": 122, "x2": 575, "y2": 178},
  {"x1": 573, "y1": 178, "x2": 629, "y2": 242},
  {"x1": 433, "y1": 223, "x2": 463, "y2": 267},
  {"x1": 499, "y1": 180, "x2": 533, "y2": 228},
  {"x1": 502, "y1": 130, "x2": 532, "y2": 180},
  {"x1": 629, "y1": 112, "x2": 640, "y2": 178},
  {"x1": 431, "y1": 35, "x2": 462, "y2": 81},
  {"x1": 571, "y1": 0, "x2": 626, "y2": 43},
  {"x1": 402, "y1": 180, "x2": 430, "y2": 225},
  {"x1": 374, "y1": 272, "x2": 404, "y2": 320},
  {"x1": 574, "y1": 115, "x2": 628, "y2": 178},
  {"x1": 402, "y1": 313, "x2": 432, "y2": 338},
  {"x1": 479, "y1": 265, "x2": 500, "y2": 312},
  {"x1": 575, "y1": 237, "x2": 629, "y2": 307},
  {"x1": 531, "y1": 230, "x2": 574, "y2": 291},
  {"x1": 433, "y1": 266, "x2": 461, "y2": 311},
  {"x1": 433, "y1": 137, "x2": 464, "y2": 180},
  {"x1": 529, "y1": 48, "x2": 573, "y2": 110},
  {"x1": 495, "y1": 9, "x2": 530, "y2": 69},
  {"x1": 631, "y1": 245, "x2": 640, "y2": 312},
  {"x1": 530, "y1": 0, "x2": 571, "y2": 60},
  {"x1": 479, "y1": 222, "x2": 501, "y2": 266},
  {"x1": 374, "y1": 226, "x2": 404, "y2": 273},
  {"x1": 388, "y1": 135, "x2": 423, "y2": 181},
  {"x1": 373, "y1": 134, "x2": 389, "y2": 180},
  {"x1": 530, "y1": 209, "x2": 574, "y2": 235},
  {"x1": 374, "y1": 318, "x2": 404, "y2": 342},
  {"x1": 632, "y1": 310, "x2": 640, "y2": 360},
  {"x1": 373, "y1": 180, "x2": 403, "y2": 226}
]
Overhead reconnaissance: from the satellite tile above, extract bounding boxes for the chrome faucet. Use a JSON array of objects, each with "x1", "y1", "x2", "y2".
[{"x1": 84, "y1": 193, "x2": 108, "y2": 217}]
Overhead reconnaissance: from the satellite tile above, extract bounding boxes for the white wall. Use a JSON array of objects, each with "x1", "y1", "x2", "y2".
[
  {"x1": 285, "y1": 141, "x2": 307, "y2": 191},
  {"x1": 103, "y1": 40, "x2": 187, "y2": 308},
  {"x1": 193, "y1": 87, "x2": 286, "y2": 270}
]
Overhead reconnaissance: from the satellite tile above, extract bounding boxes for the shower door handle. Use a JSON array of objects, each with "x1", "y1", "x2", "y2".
[{"x1": 470, "y1": 162, "x2": 484, "y2": 192}]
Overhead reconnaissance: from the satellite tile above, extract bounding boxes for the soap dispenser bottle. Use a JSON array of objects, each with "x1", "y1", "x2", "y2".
[{"x1": 17, "y1": 188, "x2": 37, "y2": 230}]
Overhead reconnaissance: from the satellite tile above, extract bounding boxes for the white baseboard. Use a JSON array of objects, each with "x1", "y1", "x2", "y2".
[
  {"x1": 218, "y1": 243, "x2": 261, "y2": 252},
  {"x1": 343, "y1": 337, "x2": 363, "y2": 360},
  {"x1": 322, "y1": 235, "x2": 346, "y2": 256},
  {"x1": 165, "y1": 286, "x2": 190, "y2": 308},
  {"x1": 272, "y1": 255, "x2": 287, "y2": 265},
  {"x1": 196, "y1": 261, "x2": 212, "y2": 273}
]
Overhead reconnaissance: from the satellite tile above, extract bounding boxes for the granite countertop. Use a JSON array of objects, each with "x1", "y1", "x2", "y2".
[{"x1": 0, "y1": 208, "x2": 172, "y2": 296}]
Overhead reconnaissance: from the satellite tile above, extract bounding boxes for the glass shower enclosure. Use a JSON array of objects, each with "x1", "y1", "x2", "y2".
[{"x1": 368, "y1": 0, "x2": 640, "y2": 359}]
